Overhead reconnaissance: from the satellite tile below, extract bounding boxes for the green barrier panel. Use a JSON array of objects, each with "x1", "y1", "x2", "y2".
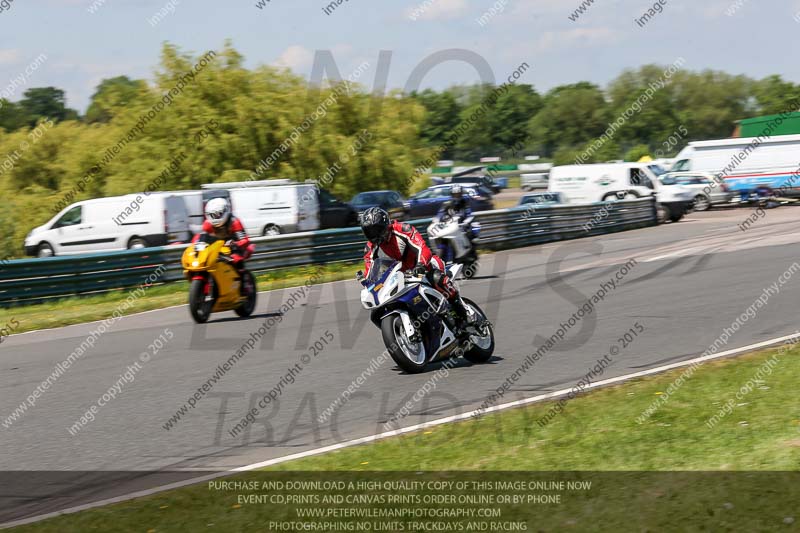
[{"x1": 0, "y1": 201, "x2": 655, "y2": 307}]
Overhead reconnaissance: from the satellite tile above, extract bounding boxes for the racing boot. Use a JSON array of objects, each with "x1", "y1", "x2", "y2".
[{"x1": 450, "y1": 294, "x2": 475, "y2": 334}]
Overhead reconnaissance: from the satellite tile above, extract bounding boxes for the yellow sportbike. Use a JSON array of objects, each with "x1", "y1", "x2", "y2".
[{"x1": 181, "y1": 237, "x2": 257, "y2": 323}]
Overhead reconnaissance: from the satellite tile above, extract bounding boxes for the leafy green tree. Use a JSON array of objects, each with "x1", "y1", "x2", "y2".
[
  {"x1": 412, "y1": 89, "x2": 463, "y2": 158},
  {"x1": 669, "y1": 70, "x2": 753, "y2": 141},
  {"x1": 607, "y1": 65, "x2": 682, "y2": 149},
  {"x1": 491, "y1": 84, "x2": 542, "y2": 154},
  {"x1": 624, "y1": 144, "x2": 652, "y2": 162},
  {"x1": 528, "y1": 82, "x2": 610, "y2": 157},
  {"x1": 451, "y1": 83, "x2": 541, "y2": 161},
  {"x1": 85, "y1": 76, "x2": 147, "y2": 124},
  {"x1": 0, "y1": 100, "x2": 27, "y2": 131},
  {"x1": 19, "y1": 87, "x2": 79, "y2": 126},
  {"x1": 752, "y1": 75, "x2": 800, "y2": 116}
]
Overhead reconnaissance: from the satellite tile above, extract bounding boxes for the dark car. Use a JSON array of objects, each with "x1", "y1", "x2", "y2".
[
  {"x1": 448, "y1": 166, "x2": 502, "y2": 193},
  {"x1": 319, "y1": 188, "x2": 359, "y2": 229},
  {"x1": 518, "y1": 192, "x2": 564, "y2": 207},
  {"x1": 405, "y1": 184, "x2": 494, "y2": 219},
  {"x1": 450, "y1": 175, "x2": 501, "y2": 194},
  {"x1": 351, "y1": 190, "x2": 407, "y2": 221}
]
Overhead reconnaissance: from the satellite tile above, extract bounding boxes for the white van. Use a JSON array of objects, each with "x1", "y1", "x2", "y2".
[
  {"x1": 169, "y1": 191, "x2": 205, "y2": 236},
  {"x1": 548, "y1": 162, "x2": 694, "y2": 221},
  {"x1": 167, "y1": 189, "x2": 232, "y2": 236},
  {"x1": 672, "y1": 134, "x2": 800, "y2": 197},
  {"x1": 24, "y1": 194, "x2": 191, "y2": 257},
  {"x1": 202, "y1": 180, "x2": 319, "y2": 236}
]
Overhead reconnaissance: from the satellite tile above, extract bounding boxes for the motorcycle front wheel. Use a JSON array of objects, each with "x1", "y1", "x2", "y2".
[
  {"x1": 235, "y1": 270, "x2": 257, "y2": 317},
  {"x1": 461, "y1": 297, "x2": 494, "y2": 364},
  {"x1": 463, "y1": 259, "x2": 478, "y2": 279},
  {"x1": 381, "y1": 313, "x2": 427, "y2": 374},
  {"x1": 189, "y1": 278, "x2": 215, "y2": 323}
]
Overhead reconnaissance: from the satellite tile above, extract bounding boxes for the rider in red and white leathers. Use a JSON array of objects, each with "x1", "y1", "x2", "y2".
[
  {"x1": 360, "y1": 207, "x2": 473, "y2": 326},
  {"x1": 194, "y1": 197, "x2": 255, "y2": 267}
]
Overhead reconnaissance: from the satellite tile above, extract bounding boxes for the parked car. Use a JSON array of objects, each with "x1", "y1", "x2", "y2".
[
  {"x1": 520, "y1": 173, "x2": 549, "y2": 191},
  {"x1": 405, "y1": 184, "x2": 494, "y2": 218},
  {"x1": 351, "y1": 190, "x2": 407, "y2": 221},
  {"x1": 663, "y1": 172, "x2": 734, "y2": 211},
  {"x1": 518, "y1": 192, "x2": 565, "y2": 207},
  {"x1": 318, "y1": 188, "x2": 359, "y2": 229},
  {"x1": 24, "y1": 194, "x2": 191, "y2": 257}
]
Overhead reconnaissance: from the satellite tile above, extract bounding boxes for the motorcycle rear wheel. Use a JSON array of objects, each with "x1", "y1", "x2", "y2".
[
  {"x1": 189, "y1": 278, "x2": 215, "y2": 323},
  {"x1": 381, "y1": 314, "x2": 427, "y2": 374}
]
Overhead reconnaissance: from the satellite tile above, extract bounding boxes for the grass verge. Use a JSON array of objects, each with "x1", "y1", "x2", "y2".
[
  {"x1": 11, "y1": 344, "x2": 800, "y2": 532},
  {"x1": 7, "y1": 262, "x2": 360, "y2": 335}
]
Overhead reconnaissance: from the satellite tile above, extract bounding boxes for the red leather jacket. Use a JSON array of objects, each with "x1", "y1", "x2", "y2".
[
  {"x1": 363, "y1": 221, "x2": 436, "y2": 277},
  {"x1": 194, "y1": 217, "x2": 253, "y2": 260}
]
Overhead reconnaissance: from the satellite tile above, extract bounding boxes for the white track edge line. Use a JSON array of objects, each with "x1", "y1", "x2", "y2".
[{"x1": 2, "y1": 331, "x2": 796, "y2": 529}]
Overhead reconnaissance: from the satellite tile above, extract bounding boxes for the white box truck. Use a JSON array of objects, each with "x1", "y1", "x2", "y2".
[
  {"x1": 672, "y1": 134, "x2": 800, "y2": 198},
  {"x1": 25, "y1": 194, "x2": 191, "y2": 257}
]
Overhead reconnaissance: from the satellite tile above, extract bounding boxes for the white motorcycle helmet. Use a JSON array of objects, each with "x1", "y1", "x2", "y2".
[{"x1": 204, "y1": 197, "x2": 232, "y2": 228}]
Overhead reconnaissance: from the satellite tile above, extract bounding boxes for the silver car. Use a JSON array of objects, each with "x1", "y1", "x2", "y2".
[
  {"x1": 663, "y1": 171, "x2": 734, "y2": 211},
  {"x1": 520, "y1": 173, "x2": 549, "y2": 191}
]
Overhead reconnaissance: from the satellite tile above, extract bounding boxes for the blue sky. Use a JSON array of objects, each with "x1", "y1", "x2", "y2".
[{"x1": 1, "y1": 0, "x2": 799, "y2": 111}]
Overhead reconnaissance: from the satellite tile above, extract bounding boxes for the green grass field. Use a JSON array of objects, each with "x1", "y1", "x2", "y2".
[{"x1": 11, "y1": 344, "x2": 800, "y2": 532}]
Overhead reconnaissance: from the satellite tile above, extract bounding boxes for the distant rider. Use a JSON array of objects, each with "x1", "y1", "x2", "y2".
[
  {"x1": 437, "y1": 185, "x2": 479, "y2": 242},
  {"x1": 360, "y1": 207, "x2": 476, "y2": 329},
  {"x1": 195, "y1": 197, "x2": 255, "y2": 269}
]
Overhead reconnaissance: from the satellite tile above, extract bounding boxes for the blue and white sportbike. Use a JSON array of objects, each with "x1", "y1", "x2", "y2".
[{"x1": 357, "y1": 259, "x2": 495, "y2": 373}]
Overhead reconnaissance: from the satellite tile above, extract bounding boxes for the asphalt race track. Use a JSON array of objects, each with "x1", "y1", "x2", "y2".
[{"x1": 3, "y1": 207, "x2": 800, "y2": 523}]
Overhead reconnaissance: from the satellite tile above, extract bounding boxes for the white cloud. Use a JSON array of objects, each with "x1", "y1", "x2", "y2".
[
  {"x1": 535, "y1": 27, "x2": 619, "y2": 52},
  {"x1": 0, "y1": 50, "x2": 22, "y2": 66},
  {"x1": 274, "y1": 45, "x2": 314, "y2": 71},
  {"x1": 406, "y1": 0, "x2": 468, "y2": 21}
]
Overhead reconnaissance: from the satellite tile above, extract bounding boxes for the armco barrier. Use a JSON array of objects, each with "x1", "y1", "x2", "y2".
[{"x1": 0, "y1": 199, "x2": 655, "y2": 306}]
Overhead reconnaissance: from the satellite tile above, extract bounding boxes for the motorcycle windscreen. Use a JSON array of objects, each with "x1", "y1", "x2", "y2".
[{"x1": 366, "y1": 258, "x2": 399, "y2": 285}]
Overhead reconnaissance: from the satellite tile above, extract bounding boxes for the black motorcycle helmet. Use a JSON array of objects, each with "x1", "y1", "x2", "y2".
[
  {"x1": 450, "y1": 184, "x2": 467, "y2": 210},
  {"x1": 361, "y1": 207, "x2": 391, "y2": 244}
]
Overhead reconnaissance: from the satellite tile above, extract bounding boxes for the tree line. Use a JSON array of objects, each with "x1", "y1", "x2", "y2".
[{"x1": 0, "y1": 41, "x2": 797, "y2": 258}]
